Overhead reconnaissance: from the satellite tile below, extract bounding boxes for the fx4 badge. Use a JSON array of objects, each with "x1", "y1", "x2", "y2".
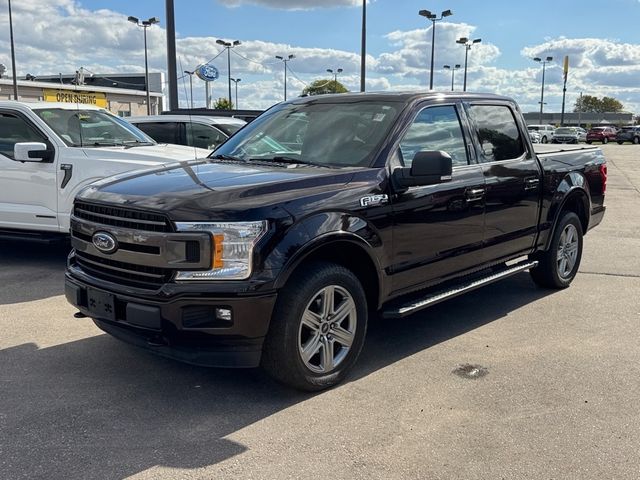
[{"x1": 360, "y1": 194, "x2": 389, "y2": 207}]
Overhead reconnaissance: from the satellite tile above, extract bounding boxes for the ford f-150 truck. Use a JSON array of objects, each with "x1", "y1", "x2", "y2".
[
  {"x1": 0, "y1": 101, "x2": 208, "y2": 240},
  {"x1": 65, "y1": 92, "x2": 607, "y2": 390}
]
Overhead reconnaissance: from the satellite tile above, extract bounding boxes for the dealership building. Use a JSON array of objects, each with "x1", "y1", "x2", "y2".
[
  {"x1": 0, "y1": 72, "x2": 164, "y2": 116},
  {"x1": 523, "y1": 111, "x2": 634, "y2": 127}
]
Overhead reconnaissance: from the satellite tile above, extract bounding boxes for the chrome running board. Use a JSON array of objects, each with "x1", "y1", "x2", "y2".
[{"x1": 382, "y1": 260, "x2": 538, "y2": 319}]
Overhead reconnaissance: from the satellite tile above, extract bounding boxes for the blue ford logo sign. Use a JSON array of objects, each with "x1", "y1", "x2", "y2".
[
  {"x1": 195, "y1": 64, "x2": 219, "y2": 82},
  {"x1": 92, "y1": 231, "x2": 118, "y2": 254}
]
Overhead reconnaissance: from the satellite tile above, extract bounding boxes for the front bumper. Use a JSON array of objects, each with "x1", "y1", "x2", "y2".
[{"x1": 65, "y1": 274, "x2": 277, "y2": 368}]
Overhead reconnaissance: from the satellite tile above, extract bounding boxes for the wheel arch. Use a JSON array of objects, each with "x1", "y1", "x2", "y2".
[
  {"x1": 274, "y1": 233, "x2": 383, "y2": 311},
  {"x1": 544, "y1": 185, "x2": 590, "y2": 250}
]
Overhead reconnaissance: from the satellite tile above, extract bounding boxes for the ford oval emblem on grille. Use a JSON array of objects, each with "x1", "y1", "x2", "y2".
[{"x1": 92, "y1": 231, "x2": 118, "y2": 254}]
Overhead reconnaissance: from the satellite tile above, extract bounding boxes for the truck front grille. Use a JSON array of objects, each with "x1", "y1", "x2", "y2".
[
  {"x1": 74, "y1": 201, "x2": 172, "y2": 233},
  {"x1": 74, "y1": 251, "x2": 173, "y2": 289}
]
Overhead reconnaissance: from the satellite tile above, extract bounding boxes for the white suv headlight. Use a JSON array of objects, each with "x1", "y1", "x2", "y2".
[{"x1": 174, "y1": 221, "x2": 267, "y2": 280}]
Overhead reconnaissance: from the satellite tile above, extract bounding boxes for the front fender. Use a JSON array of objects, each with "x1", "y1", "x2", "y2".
[{"x1": 268, "y1": 212, "x2": 385, "y2": 290}]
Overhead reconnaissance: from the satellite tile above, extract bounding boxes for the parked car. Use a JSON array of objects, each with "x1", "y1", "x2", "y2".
[
  {"x1": 0, "y1": 101, "x2": 209, "y2": 240},
  {"x1": 616, "y1": 126, "x2": 640, "y2": 144},
  {"x1": 527, "y1": 124, "x2": 555, "y2": 143},
  {"x1": 529, "y1": 130, "x2": 541, "y2": 143},
  {"x1": 66, "y1": 92, "x2": 607, "y2": 391},
  {"x1": 552, "y1": 127, "x2": 584, "y2": 144},
  {"x1": 128, "y1": 115, "x2": 246, "y2": 151},
  {"x1": 586, "y1": 126, "x2": 617, "y2": 144}
]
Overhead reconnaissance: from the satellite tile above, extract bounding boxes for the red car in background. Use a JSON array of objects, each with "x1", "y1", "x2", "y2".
[{"x1": 586, "y1": 126, "x2": 617, "y2": 144}]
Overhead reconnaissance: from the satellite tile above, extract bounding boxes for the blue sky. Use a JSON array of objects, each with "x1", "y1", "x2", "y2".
[{"x1": 3, "y1": 0, "x2": 640, "y2": 112}]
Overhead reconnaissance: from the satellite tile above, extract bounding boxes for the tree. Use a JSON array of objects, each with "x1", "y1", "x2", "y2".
[
  {"x1": 302, "y1": 79, "x2": 348, "y2": 96},
  {"x1": 574, "y1": 95, "x2": 624, "y2": 113},
  {"x1": 213, "y1": 97, "x2": 234, "y2": 110}
]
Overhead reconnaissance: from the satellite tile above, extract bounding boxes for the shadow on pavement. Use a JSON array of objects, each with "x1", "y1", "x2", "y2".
[
  {"x1": 0, "y1": 272, "x2": 555, "y2": 479},
  {"x1": 0, "y1": 239, "x2": 70, "y2": 305}
]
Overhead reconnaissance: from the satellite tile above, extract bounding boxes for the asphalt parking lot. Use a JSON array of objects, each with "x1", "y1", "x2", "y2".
[{"x1": 1, "y1": 144, "x2": 639, "y2": 480}]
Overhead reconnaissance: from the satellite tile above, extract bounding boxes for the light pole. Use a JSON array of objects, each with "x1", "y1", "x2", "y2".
[
  {"x1": 533, "y1": 56, "x2": 553, "y2": 124},
  {"x1": 443, "y1": 64, "x2": 461, "y2": 91},
  {"x1": 128, "y1": 15, "x2": 160, "y2": 115},
  {"x1": 216, "y1": 39, "x2": 241, "y2": 106},
  {"x1": 456, "y1": 37, "x2": 481, "y2": 92},
  {"x1": 230, "y1": 77, "x2": 241, "y2": 108},
  {"x1": 418, "y1": 8, "x2": 453, "y2": 90},
  {"x1": 183, "y1": 70, "x2": 194, "y2": 108},
  {"x1": 360, "y1": 0, "x2": 366, "y2": 92},
  {"x1": 327, "y1": 68, "x2": 343, "y2": 83},
  {"x1": 8, "y1": 0, "x2": 18, "y2": 99},
  {"x1": 275, "y1": 54, "x2": 294, "y2": 101}
]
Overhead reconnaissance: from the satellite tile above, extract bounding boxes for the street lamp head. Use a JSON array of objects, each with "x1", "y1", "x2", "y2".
[
  {"x1": 473, "y1": 38, "x2": 482, "y2": 44},
  {"x1": 441, "y1": 9, "x2": 453, "y2": 17},
  {"x1": 233, "y1": 40, "x2": 241, "y2": 46},
  {"x1": 456, "y1": 37, "x2": 468, "y2": 44},
  {"x1": 288, "y1": 54, "x2": 295, "y2": 60},
  {"x1": 455, "y1": 64, "x2": 461, "y2": 68},
  {"x1": 275, "y1": 55, "x2": 283, "y2": 60},
  {"x1": 327, "y1": 69, "x2": 333, "y2": 73},
  {"x1": 418, "y1": 9, "x2": 432, "y2": 17},
  {"x1": 127, "y1": 16, "x2": 139, "y2": 24},
  {"x1": 337, "y1": 68, "x2": 343, "y2": 73},
  {"x1": 216, "y1": 39, "x2": 229, "y2": 46},
  {"x1": 533, "y1": 57, "x2": 542, "y2": 62},
  {"x1": 546, "y1": 56, "x2": 553, "y2": 62},
  {"x1": 443, "y1": 65, "x2": 451, "y2": 70}
]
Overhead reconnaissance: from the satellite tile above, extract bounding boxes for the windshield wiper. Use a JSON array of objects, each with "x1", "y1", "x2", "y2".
[
  {"x1": 249, "y1": 156, "x2": 327, "y2": 167},
  {"x1": 85, "y1": 141, "x2": 124, "y2": 147},
  {"x1": 208, "y1": 153, "x2": 249, "y2": 163}
]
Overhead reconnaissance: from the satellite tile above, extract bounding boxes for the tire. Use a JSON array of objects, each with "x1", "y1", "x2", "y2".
[
  {"x1": 602, "y1": 137, "x2": 608, "y2": 144},
  {"x1": 586, "y1": 140, "x2": 592, "y2": 144},
  {"x1": 634, "y1": 137, "x2": 640, "y2": 145},
  {"x1": 262, "y1": 261, "x2": 368, "y2": 391},
  {"x1": 617, "y1": 141, "x2": 624, "y2": 145},
  {"x1": 542, "y1": 136, "x2": 548, "y2": 144},
  {"x1": 530, "y1": 211, "x2": 583, "y2": 289}
]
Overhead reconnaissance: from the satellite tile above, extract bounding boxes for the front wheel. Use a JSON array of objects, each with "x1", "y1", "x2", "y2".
[
  {"x1": 633, "y1": 136, "x2": 640, "y2": 145},
  {"x1": 530, "y1": 211, "x2": 583, "y2": 289},
  {"x1": 262, "y1": 262, "x2": 368, "y2": 391},
  {"x1": 542, "y1": 136, "x2": 548, "y2": 144},
  {"x1": 617, "y1": 141, "x2": 624, "y2": 145}
]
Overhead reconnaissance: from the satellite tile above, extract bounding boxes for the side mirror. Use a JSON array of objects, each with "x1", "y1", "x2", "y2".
[
  {"x1": 393, "y1": 150, "x2": 453, "y2": 188},
  {"x1": 14, "y1": 142, "x2": 53, "y2": 163}
]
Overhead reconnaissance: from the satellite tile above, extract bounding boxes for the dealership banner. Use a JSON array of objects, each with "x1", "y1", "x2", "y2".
[{"x1": 43, "y1": 89, "x2": 108, "y2": 108}]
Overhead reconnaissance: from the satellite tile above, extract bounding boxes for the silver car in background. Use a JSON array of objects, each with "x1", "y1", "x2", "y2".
[{"x1": 552, "y1": 127, "x2": 585, "y2": 144}]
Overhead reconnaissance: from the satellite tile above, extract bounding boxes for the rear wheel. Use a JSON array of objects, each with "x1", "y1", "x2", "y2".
[
  {"x1": 634, "y1": 136, "x2": 640, "y2": 145},
  {"x1": 602, "y1": 137, "x2": 609, "y2": 144},
  {"x1": 542, "y1": 135, "x2": 548, "y2": 144},
  {"x1": 586, "y1": 140, "x2": 592, "y2": 144},
  {"x1": 530, "y1": 211, "x2": 583, "y2": 289},
  {"x1": 617, "y1": 140, "x2": 624, "y2": 145},
  {"x1": 262, "y1": 262, "x2": 368, "y2": 391}
]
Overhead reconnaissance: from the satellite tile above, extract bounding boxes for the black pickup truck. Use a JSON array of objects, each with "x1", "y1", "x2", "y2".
[{"x1": 65, "y1": 92, "x2": 606, "y2": 390}]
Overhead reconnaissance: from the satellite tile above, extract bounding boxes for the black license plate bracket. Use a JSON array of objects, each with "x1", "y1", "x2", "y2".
[{"x1": 87, "y1": 288, "x2": 116, "y2": 321}]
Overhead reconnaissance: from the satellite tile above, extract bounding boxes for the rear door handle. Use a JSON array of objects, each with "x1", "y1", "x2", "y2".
[
  {"x1": 465, "y1": 187, "x2": 485, "y2": 202},
  {"x1": 524, "y1": 177, "x2": 540, "y2": 191}
]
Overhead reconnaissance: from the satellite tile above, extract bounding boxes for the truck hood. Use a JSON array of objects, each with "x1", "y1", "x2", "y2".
[
  {"x1": 82, "y1": 143, "x2": 209, "y2": 164},
  {"x1": 78, "y1": 160, "x2": 363, "y2": 221}
]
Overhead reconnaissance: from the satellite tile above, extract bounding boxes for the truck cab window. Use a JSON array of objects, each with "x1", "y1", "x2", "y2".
[
  {"x1": 399, "y1": 105, "x2": 468, "y2": 168},
  {"x1": 0, "y1": 113, "x2": 46, "y2": 159},
  {"x1": 468, "y1": 105, "x2": 525, "y2": 162},
  {"x1": 186, "y1": 123, "x2": 227, "y2": 150}
]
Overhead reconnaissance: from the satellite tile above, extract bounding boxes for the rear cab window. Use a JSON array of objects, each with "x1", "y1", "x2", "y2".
[{"x1": 467, "y1": 104, "x2": 526, "y2": 162}]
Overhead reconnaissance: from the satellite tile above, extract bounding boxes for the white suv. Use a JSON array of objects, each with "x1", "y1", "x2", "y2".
[{"x1": 527, "y1": 124, "x2": 555, "y2": 144}]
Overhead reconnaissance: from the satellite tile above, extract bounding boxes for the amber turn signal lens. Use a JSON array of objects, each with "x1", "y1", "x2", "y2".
[{"x1": 212, "y1": 234, "x2": 224, "y2": 269}]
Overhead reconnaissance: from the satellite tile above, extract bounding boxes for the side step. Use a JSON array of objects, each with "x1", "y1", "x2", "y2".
[{"x1": 382, "y1": 260, "x2": 538, "y2": 319}]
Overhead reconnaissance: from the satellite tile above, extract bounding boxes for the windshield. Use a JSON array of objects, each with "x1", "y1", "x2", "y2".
[
  {"x1": 35, "y1": 108, "x2": 155, "y2": 147},
  {"x1": 528, "y1": 126, "x2": 540, "y2": 131},
  {"x1": 212, "y1": 100, "x2": 402, "y2": 167},
  {"x1": 555, "y1": 128, "x2": 575, "y2": 134}
]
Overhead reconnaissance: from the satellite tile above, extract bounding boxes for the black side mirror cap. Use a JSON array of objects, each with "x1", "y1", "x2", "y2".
[{"x1": 393, "y1": 150, "x2": 453, "y2": 188}]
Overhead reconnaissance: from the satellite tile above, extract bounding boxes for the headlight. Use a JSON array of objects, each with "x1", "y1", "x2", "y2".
[{"x1": 174, "y1": 221, "x2": 267, "y2": 280}]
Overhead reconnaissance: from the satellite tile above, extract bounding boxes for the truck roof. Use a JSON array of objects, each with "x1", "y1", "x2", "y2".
[{"x1": 289, "y1": 91, "x2": 514, "y2": 105}]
